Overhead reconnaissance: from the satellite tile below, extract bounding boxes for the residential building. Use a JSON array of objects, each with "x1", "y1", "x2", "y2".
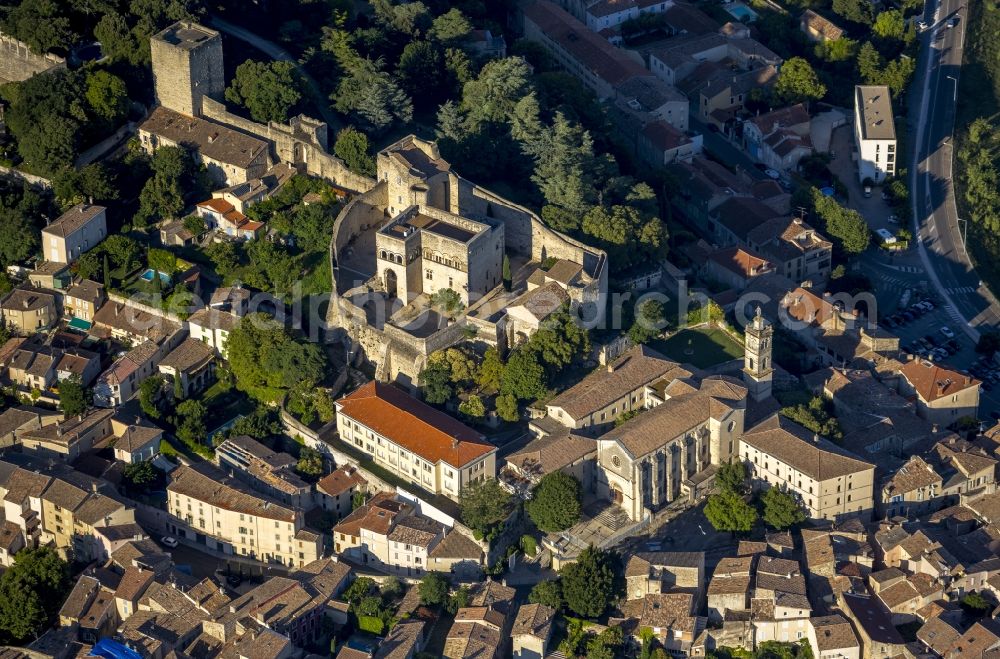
[
  {"x1": 505, "y1": 282, "x2": 570, "y2": 348},
  {"x1": 522, "y1": 0, "x2": 650, "y2": 100},
  {"x1": 137, "y1": 106, "x2": 270, "y2": 186},
  {"x1": 0, "y1": 405, "x2": 59, "y2": 448},
  {"x1": 896, "y1": 358, "x2": 980, "y2": 425},
  {"x1": 92, "y1": 301, "x2": 183, "y2": 346},
  {"x1": 335, "y1": 382, "x2": 497, "y2": 500},
  {"x1": 1, "y1": 287, "x2": 58, "y2": 334},
  {"x1": 637, "y1": 120, "x2": 701, "y2": 166},
  {"x1": 539, "y1": 344, "x2": 692, "y2": 436},
  {"x1": 4, "y1": 338, "x2": 100, "y2": 391},
  {"x1": 807, "y1": 614, "x2": 860, "y2": 659},
  {"x1": 215, "y1": 435, "x2": 312, "y2": 509},
  {"x1": 614, "y1": 75, "x2": 689, "y2": 132},
  {"x1": 166, "y1": 464, "x2": 322, "y2": 567},
  {"x1": 706, "y1": 555, "x2": 753, "y2": 622},
  {"x1": 27, "y1": 261, "x2": 71, "y2": 290},
  {"x1": 59, "y1": 574, "x2": 118, "y2": 644},
  {"x1": 625, "y1": 551, "x2": 705, "y2": 600},
  {"x1": 316, "y1": 465, "x2": 367, "y2": 520},
  {"x1": 443, "y1": 580, "x2": 517, "y2": 659},
  {"x1": 93, "y1": 341, "x2": 162, "y2": 407},
  {"x1": 500, "y1": 431, "x2": 596, "y2": 497},
  {"x1": 880, "y1": 456, "x2": 943, "y2": 519},
  {"x1": 746, "y1": 217, "x2": 833, "y2": 285},
  {"x1": 742, "y1": 104, "x2": 813, "y2": 172},
  {"x1": 839, "y1": 593, "x2": 907, "y2": 659},
  {"x1": 374, "y1": 619, "x2": 427, "y2": 659},
  {"x1": 647, "y1": 31, "x2": 781, "y2": 88},
  {"x1": 334, "y1": 492, "x2": 483, "y2": 579},
  {"x1": 42, "y1": 204, "x2": 107, "y2": 264},
  {"x1": 680, "y1": 64, "x2": 778, "y2": 130},
  {"x1": 581, "y1": 0, "x2": 673, "y2": 32},
  {"x1": 619, "y1": 592, "x2": 703, "y2": 653},
  {"x1": 853, "y1": 85, "x2": 896, "y2": 183},
  {"x1": 63, "y1": 279, "x2": 106, "y2": 325},
  {"x1": 18, "y1": 408, "x2": 116, "y2": 462},
  {"x1": 108, "y1": 415, "x2": 162, "y2": 464},
  {"x1": 512, "y1": 603, "x2": 556, "y2": 659},
  {"x1": 187, "y1": 306, "x2": 240, "y2": 358},
  {"x1": 211, "y1": 178, "x2": 270, "y2": 214},
  {"x1": 157, "y1": 337, "x2": 216, "y2": 397},
  {"x1": 195, "y1": 198, "x2": 264, "y2": 240},
  {"x1": 800, "y1": 9, "x2": 845, "y2": 42},
  {"x1": 739, "y1": 414, "x2": 876, "y2": 521},
  {"x1": 703, "y1": 246, "x2": 775, "y2": 291}
]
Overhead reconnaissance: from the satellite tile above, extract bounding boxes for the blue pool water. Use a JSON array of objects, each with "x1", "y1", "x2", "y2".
[
  {"x1": 140, "y1": 268, "x2": 171, "y2": 284},
  {"x1": 726, "y1": 3, "x2": 759, "y2": 21}
]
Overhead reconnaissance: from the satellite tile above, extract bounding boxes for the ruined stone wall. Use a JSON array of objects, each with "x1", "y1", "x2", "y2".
[
  {"x1": 200, "y1": 97, "x2": 375, "y2": 192},
  {"x1": 0, "y1": 32, "x2": 65, "y2": 83}
]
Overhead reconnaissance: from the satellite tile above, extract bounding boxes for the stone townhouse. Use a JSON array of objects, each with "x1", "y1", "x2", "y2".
[
  {"x1": 157, "y1": 336, "x2": 216, "y2": 398},
  {"x1": 138, "y1": 106, "x2": 270, "y2": 187},
  {"x1": 335, "y1": 382, "x2": 497, "y2": 501},
  {"x1": 59, "y1": 574, "x2": 118, "y2": 644},
  {"x1": 38, "y1": 472, "x2": 136, "y2": 563},
  {"x1": 880, "y1": 455, "x2": 943, "y2": 519},
  {"x1": 707, "y1": 555, "x2": 754, "y2": 623},
  {"x1": 42, "y1": 203, "x2": 107, "y2": 264},
  {"x1": 17, "y1": 407, "x2": 115, "y2": 462},
  {"x1": 896, "y1": 358, "x2": 981, "y2": 426},
  {"x1": 166, "y1": 463, "x2": 322, "y2": 568},
  {"x1": 4, "y1": 339, "x2": 100, "y2": 391},
  {"x1": 679, "y1": 64, "x2": 779, "y2": 130},
  {"x1": 1, "y1": 287, "x2": 58, "y2": 334},
  {"x1": 872, "y1": 571, "x2": 942, "y2": 624},
  {"x1": 619, "y1": 593, "x2": 704, "y2": 654},
  {"x1": 511, "y1": 603, "x2": 556, "y2": 659},
  {"x1": 316, "y1": 465, "x2": 367, "y2": 520},
  {"x1": 743, "y1": 104, "x2": 813, "y2": 172},
  {"x1": 648, "y1": 27, "x2": 781, "y2": 89},
  {"x1": 93, "y1": 340, "x2": 162, "y2": 407},
  {"x1": 215, "y1": 435, "x2": 312, "y2": 510},
  {"x1": 703, "y1": 247, "x2": 775, "y2": 292},
  {"x1": 739, "y1": 414, "x2": 876, "y2": 522},
  {"x1": 500, "y1": 431, "x2": 596, "y2": 497},
  {"x1": 800, "y1": 9, "x2": 845, "y2": 42},
  {"x1": 807, "y1": 615, "x2": 860, "y2": 659},
  {"x1": 746, "y1": 217, "x2": 833, "y2": 286},
  {"x1": 751, "y1": 556, "x2": 812, "y2": 645},
  {"x1": 93, "y1": 300, "x2": 183, "y2": 346},
  {"x1": 625, "y1": 551, "x2": 706, "y2": 601},
  {"x1": 186, "y1": 306, "x2": 240, "y2": 358},
  {"x1": 916, "y1": 617, "x2": 962, "y2": 657},
  {"x1": 537, "y1": 345, "x2": 691, "y2": 437},
  {"x1": 63, "y1": 279, "x2": 106, "y2": 325},
  {"x1": 334, "y1": 492, "x2": 484, "y2": 580},
  {"x1": 443, "y1": 580, "x2": 517, "y2": 659}
]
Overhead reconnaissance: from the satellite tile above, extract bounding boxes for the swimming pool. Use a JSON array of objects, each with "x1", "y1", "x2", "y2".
[
  {"x1": 140, "y1": 268, "x2": 171, "y2": 284},
  {"x1": 726, "y1": 3, "x2": 759, "y2": 21}
]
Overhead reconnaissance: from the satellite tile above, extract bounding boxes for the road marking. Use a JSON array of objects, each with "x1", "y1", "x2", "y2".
[
  {"x1": 946, "y1": 286, "x2": 979, "y2": 294},
  {"x1": 886, "y1": 265, "x2": 922, "y2": 273}
]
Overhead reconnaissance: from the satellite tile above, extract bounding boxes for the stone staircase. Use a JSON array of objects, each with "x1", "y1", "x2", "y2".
[{"x1": 591, "y1": 503, "x2": 632, "y2": 532}]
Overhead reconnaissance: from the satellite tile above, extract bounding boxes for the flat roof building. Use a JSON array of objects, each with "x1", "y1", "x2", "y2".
[{"x1": 853, "y1": 85, "x2": 896, "y2": 183}]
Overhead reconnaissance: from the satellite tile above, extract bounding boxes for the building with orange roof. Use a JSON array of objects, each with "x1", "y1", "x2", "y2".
[
  {"x1": 704, "y1": 246, "x2": 775, "y2": 291},
  {"x1": 317, "y1": 465, "x2": 367, "y2": 520},
  {"x1": 196, "y1": 198, "x2": 264, "y2": 241},
  {"x1": 335, "y1": 382, "x2": 496, "y2": 500},
  {"x1": 897, "y1": 358, "x2": 980, "y2": 426}
]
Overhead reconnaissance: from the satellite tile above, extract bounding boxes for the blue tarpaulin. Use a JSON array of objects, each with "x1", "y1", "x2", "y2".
[{"x1": 90, "y1": 638, "x2": 143, "y2": 659}]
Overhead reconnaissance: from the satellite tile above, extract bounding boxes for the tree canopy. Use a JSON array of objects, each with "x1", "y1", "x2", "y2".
[
  {"x1": 774, "y1": 57, "x2": 827, "y2": 105},
  {"x1": 459, "y1": 478, "x2": 513, "y2": 539},
  {"x1": 526, "y1": 472, "x2": 582, "y2": 532},
  {"x1": 225, "y1": 60, "x2": 302, "y2": 124},
  {"x1": 704, "y1": 488, "x2": 758, "y2": 534},
  {"x1": 58, "y1": 376, "x2": 88, "y2": 417},
  {"x1": 0, "y1": 547, "x2": 70, "y2": 643},
  {"x1": 761, "y1": 487, "x2": 807, "y2": 530},
  {"x1": 560, "y1": 545, "x2": 621, "y2": 618},
  {"x1": 810, "y1": 188, "x2": 871, "y2": 254},
  {"x1": 226, "y1": 313, "x2": 329, "y2": 402}
]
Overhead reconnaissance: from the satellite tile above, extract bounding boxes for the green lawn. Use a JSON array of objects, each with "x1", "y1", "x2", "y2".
[{"x1": 650, "y1": 327, "x2": 744, "y2": 368}]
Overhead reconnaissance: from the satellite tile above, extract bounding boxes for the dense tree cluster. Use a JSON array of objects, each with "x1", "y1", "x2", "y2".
[
  {"x1": 526, "y1": 472, "x2": 582, "y2": 532},
  {"x1": 0, "y1": 547, "x2": 70, "y2": 643},
  {"x1": 226, "y1": 60, "x2": 303, "y2": 124},
  {"x1": 559, "y1": 545, "x2": 622, "y2": 618},
  {"x1": 780, "y1": 395, "x2": 844, "y2": 442},
  {"x1": 458, "y1": 478, "x2": 513, "y2": 541},
  {"x1": 0, "y1": 181, "x2": 49, "y2": 270}
]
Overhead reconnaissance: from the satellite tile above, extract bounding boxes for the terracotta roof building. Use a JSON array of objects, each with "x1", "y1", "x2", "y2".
[
  {"x1": 897, "y1": 358, "x2": 980, "y2": 426},
  {"x1": 335, "y1": 382, "x2": 496, "y2": 500}
]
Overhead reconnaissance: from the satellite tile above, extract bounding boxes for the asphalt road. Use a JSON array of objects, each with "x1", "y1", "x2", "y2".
[{"x1": 910, "y1": 0, "x2": 1000, "y2": 340}]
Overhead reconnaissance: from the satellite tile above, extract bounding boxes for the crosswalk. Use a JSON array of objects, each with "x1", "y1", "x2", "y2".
[
  {"x1": 946, "y1": 286, "x2": 978, "y2": 295},
  {"x1": 887, "y1": 265, "x2": 923, "y2": 273},
  {"x1": 944, "y1": 304, "x2": 966, "y2": 325}
]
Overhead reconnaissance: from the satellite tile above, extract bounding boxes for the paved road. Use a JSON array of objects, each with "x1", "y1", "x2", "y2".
[
  {"x1": 910, "y1": 0, "x2": 1000, "y2": 341},
  {"x1": 208, "y1": 15, "x2": 342, "y2": 133}
]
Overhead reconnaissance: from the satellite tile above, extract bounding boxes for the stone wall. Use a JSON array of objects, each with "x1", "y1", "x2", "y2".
[
  {"x1": 0, "y1": 32, "x2": 65, "y2": 84},
  {"x1": 200, "y1": 97, "x2": 375, "y2": 192},
  {"x1": 0, "y1": 166, "x2": 51, "y2": 189}
]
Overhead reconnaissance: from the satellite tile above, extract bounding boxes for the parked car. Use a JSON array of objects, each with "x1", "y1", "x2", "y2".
[
  {"x1": 161, "y1": 536, "x2": 178, "y2": 548},
  {"x1": 888, "y1": 215, "x2": 899, "y2": 224},
  {"x1": 947, "y1": 16, "x2": 958, "y2": 27},
  {"x1": 940, "y1": 326, "x2": 956, "y2": 339},
  {"x1": 864, "y1": 185, "x2": 873, "y2": 198},
  {"x1": 764, "y1": 168, "x2": 781, "y2": 180},
  {"x1": 918, "y1": 19, "x2": 928, "y2": 30}
]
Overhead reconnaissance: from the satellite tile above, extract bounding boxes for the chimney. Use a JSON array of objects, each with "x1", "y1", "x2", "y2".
[{"x1": 91, "y1": 482, "x2": 98, "y2": 493}]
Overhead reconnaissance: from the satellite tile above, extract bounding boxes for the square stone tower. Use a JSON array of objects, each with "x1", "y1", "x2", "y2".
[{"x1": 150, "y1": 21, "x2": 224, "y2": 117}]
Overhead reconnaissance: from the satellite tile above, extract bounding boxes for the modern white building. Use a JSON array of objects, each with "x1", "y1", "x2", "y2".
[{"x1": 853, "y1": 85, "x2": 896, "y2": 183}]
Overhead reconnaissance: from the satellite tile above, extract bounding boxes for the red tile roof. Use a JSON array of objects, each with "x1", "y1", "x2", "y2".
[
  {"x1": 336, "y1": 382, "x2": 495, "y2": 468},
  {"x1": 900, "y1": 359, "x2": 979, "y2": 403}
]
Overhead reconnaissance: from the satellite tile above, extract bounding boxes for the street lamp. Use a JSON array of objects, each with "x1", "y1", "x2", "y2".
[{"x1": 946, "y1": 75, "x2": 958, "y2": 102}]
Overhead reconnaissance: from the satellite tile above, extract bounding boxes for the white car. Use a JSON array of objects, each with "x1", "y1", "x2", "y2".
[
  {"x1": 876, "y1": 228, "x2": 896, "y2": 244},
  {"x1": 887, "y1": 215, "x2": 899, "y2": 224},
  {"x1": 161, "y1": 536, "x2": 178, "y2": 548},
  {"x1": 918, "y1": 20, "x2": 928, "y2": 30},
  {"x1": 940, "y1": 326, "x2": 955, "y2": 339},
  {"x1": 764, "y1": 168, "x2": 781, "y2": 180}
]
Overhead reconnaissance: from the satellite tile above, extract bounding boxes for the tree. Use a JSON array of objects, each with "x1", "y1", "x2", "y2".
[
  {"x1": 476, "y1": 347, "x2": 504, "y2": 394},
  {"x1": 761, "y1": 487, "x2": 807, "y2": 530},
  {"x1": 52, "y1": 163, "x2": 119, "y2": 207},
  {"x1": 397, "y1": 41, "x2": 448, "y2": 111},
  {"x1": 495, "y1": 393, "x2": 519, "y2": 422},
  {"x1": 857, "y1": 42, "x2": 884, "y2": 85},
  {"x1": 873, "y1": 9, "x2": 905, "y2": 40},
  {"x1": 173, "y1": 399, "x2": 207, "y2": 447},
  {"x1": 462, "y1": 57, "x2": 534, "y2": 125},
  {"x1": 629, "y1": 299, "x2": 668, "y2": 344},
  {"x1": 527, "y1": 472, "x2": 582, "y2": 532},
  {"x1": 58, "y1": 376, "x2": 88, "y2": 417},
  {"x1": 430, "y1": 8, "x2": 472, "y2": 45},
  {"x1": 560, "y1": 545, "x2": 619, "y2": 618},
  {"x1": 334, "y1": 127, "x2": 376, "y2": 177},
  {"x1": 446, "y1": 585, "x2": 471, "y2": 614},
  {"x1": 1, "y1": 0, "x2": 76, "y2": 54},
  {"x1": 0, "y1": 547, "x2": 70, "y2": 643},
  {"x1": 136, "y1": 146, "x2": 193, "y2": 227},
  {"x1": 704, "y1": 489, "x2": 757, "y2": 534},
  {"x1": 832, "y1": 0, "x2": 873, "y2": 24},
  {"x1": 460, "y1": 479, "x2": 513, "y2": 538},
  {"x1": 102, "y1": 235, "x2": 142, "y2": 271},
  {"x1": 85, "y1": 70, "x2": 130, "y2": 123},
  {"x1": 811, "y1": 188, "x2": 871, "y2": 254},
  {"x1": 530, "y1": 112, "x2": 604, "y2": 213},
  {"x1": 418, "y1": 572, "x2": 449, "y2": 606},
  {"x1": 231, "y1": 409, "x2": 282, "y2": 439},
  {"x1": 123, "y1": 460, "x2": 158, "y2": 490},
  {"x1": 296, "y1": 446, "x2": 324, "y2": 478},
  {"x1": 774, "y1": 57, "x2": 826, "y2": 105},
  {"x1": 961, "y1": 591, "x2": 991, "y2": 612},
  {"x1": 429, "y1": 288, "x2": 464, "y2": 316},
  {"x1": 226, "y1": 314, "x2": 328, "y2": 401},
  {"x1": 138, "y1": 375, "x2": 169, "y2": 420},
  {"x1": 501, "y1": 347, "x2": 547, "y2": 401},
  {"x1": 781, "y1": 395, "x2": 844, "y2": 442},
  {"x1": 716, "y1": 460, "x2": 749, "y2": 494},
  {"x1": 529, "y1": 579, "x2": 563, "y2": 610},
  {"x1": 419, "y1": 359, "x2": 453, "y2": 404},
  {"x1": 333, "y1": 60, "x2": 413, "y2": 133},
  {"x1": 587, "y1": 626, "x2": 625, "y2": 659},
  {"x1": 94, "y1": 11, "x2": 141, "y2": 64},
  {"x1": 458, "y1": 395, "x2": 486, "y2": 419},
  {"x1": 343, "y1": 576, "x2": 374, "y2": 604},
  {"x1": 226, "y1": 60, "x2": 302, "y2": 124}
]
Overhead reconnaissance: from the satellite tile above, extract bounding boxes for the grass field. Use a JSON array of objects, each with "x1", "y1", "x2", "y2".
[{"x1": 650, "y1": 327, "x2": 744, "y2": 368}]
